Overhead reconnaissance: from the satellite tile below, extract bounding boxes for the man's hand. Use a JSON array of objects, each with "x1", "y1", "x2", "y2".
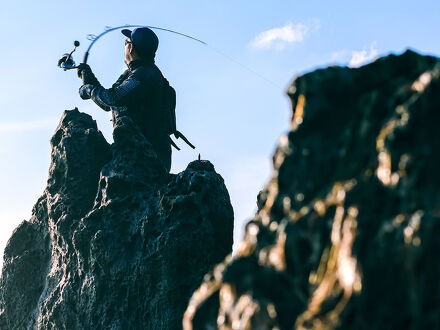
[
  {"x1": 77, "y1": 63, "x2": 92, "y2": 79},
  {"x1": 77, "y1": 63, "x2": 101, "y2": 86},
  {"x1": 79, "y1": 84, "x2": 94, "y2": 100}
]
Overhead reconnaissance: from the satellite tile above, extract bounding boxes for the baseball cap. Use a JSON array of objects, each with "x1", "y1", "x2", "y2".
[{"x1": 121, "y1": 27, "x2": 159, "y2": 58}]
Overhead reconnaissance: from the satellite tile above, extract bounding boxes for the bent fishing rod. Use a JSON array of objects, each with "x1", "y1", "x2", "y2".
[
  {"x1": 58, "y1": 24, "x2": 206, "y2": 70},
  {"x1": 57, "y1": 24, "x2": 280, "y2": 88}
]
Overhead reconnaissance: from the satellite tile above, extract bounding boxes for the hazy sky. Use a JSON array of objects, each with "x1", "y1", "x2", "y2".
[{"x1": 0, "y1": 0, "x2": 439, "y2": 268}]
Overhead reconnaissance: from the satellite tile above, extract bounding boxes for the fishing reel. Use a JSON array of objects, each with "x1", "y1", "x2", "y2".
[{"x1": 58, "y1": 40, "x2": 80, "y2": 70}]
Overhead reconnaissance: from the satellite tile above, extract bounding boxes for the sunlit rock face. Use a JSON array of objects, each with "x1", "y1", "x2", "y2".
[
  {"x1": 0, "y1": 109, "x2": 234, "y2": 329},
  {"x1": 184, "y1": 50, "x2": 440, "y2": 330}
]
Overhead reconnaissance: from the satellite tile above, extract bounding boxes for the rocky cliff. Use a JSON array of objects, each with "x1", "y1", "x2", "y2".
[
  {"x1": 0, "y1": 110, "x2": 234, "y2": 329},
  {"x1": 184, "y1": 50, "x2": 440, "y2": 329}
]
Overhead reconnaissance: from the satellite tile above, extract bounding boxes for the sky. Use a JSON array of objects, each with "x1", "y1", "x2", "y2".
[{"x1": 0, "y1": 0, "x2": 439, "y2": 268}]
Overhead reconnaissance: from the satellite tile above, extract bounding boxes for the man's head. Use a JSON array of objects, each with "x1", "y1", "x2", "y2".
[{"x1": 122, "y1": 27, "x2": 159, "y2": 64}]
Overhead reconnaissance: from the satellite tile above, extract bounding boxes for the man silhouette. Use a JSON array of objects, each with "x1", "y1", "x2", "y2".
[{"x1": 78, "y1": 27, "x2": 172, "y2": 172}]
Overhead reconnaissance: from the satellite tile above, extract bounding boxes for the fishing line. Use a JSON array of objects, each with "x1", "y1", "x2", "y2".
[
  {"x1": 204, "y1": 44, "x2": 282, "y2": 89},
  {"x1": 143, "y1": 24, "x2": 281, "y2": 89}
]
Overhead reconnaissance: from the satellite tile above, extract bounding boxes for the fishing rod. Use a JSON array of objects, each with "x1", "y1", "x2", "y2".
[
  {"x1": 58, "y1": 24, "x2": 206, "y2": 71},
  {"x1": 57, "y1": 24, "x2": 280, "y2": 88}
]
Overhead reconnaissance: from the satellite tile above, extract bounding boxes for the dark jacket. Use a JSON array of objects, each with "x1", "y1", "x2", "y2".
[{"x1": 83, "y1": 60, "x2": 171, "y2": 172}]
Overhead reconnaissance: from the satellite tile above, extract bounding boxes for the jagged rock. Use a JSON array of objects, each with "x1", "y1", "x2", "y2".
[
  {"x1": 0, "y1": 109, "x2": 233, "y2": 329},
  {"x1": 184, "y1": 50, "x2": 440, "y2": 330}
]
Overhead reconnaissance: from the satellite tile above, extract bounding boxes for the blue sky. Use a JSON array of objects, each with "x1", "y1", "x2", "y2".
[{"x1": 0, "y1": 0, "x2": 439, "y2": 268}]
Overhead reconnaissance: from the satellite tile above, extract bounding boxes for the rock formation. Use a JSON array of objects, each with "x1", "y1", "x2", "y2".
[
  {"x1": 184, "y1": 50, "x2": 440, "y2": 330},
  {"x1": 0, "y1": 109, "x2": 234, "y2": 329}
]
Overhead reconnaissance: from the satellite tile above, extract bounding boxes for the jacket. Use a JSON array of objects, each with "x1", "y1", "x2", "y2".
[{"x1": 83, "y1": 59, "x2": 172, "y2": 172}]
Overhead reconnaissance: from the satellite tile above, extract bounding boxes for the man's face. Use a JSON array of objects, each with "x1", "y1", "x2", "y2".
[{"x1": 124, "y1": 38, "x2": 133, "y2": 64}]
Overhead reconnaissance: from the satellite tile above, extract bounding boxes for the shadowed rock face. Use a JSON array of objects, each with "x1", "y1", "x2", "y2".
[
  {"x1": 184, "y1": 50, "x2": 440, "y2": 330},
  {"x1": 0, "y1": 109, "x2": 234, "y2": 329}
]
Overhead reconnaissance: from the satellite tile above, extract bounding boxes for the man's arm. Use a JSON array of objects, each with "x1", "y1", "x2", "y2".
[
  {"x1": 90, "y1": 71, "x2": 145, "y2": 109},
  {"x1": 78, "y1": 69, "x2": 132, "y2": 112}
]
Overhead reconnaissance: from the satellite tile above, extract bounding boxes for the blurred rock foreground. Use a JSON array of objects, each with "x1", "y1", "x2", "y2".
[
  {"x1": 0, "y1": 110, "x2": 234, "y2": 329},
  {"x1": 184, "y1": 50, "x2": 440, "y2": 330}
]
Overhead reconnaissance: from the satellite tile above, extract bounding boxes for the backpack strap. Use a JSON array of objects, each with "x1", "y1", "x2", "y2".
[
  {"x1": 160, "y1": 72, "x2": 196, "y2": 150},
  {"x1": 174, "y1": 130, "x2": 195, "y2": 149},
  {"x1": 169, "y1": 136, "x2": 181, "y2": 150}
]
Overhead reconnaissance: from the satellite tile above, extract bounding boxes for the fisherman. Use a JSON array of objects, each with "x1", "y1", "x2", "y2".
[{"x1": 77, "y1": 27, "x2": 172, "y2": 172}]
